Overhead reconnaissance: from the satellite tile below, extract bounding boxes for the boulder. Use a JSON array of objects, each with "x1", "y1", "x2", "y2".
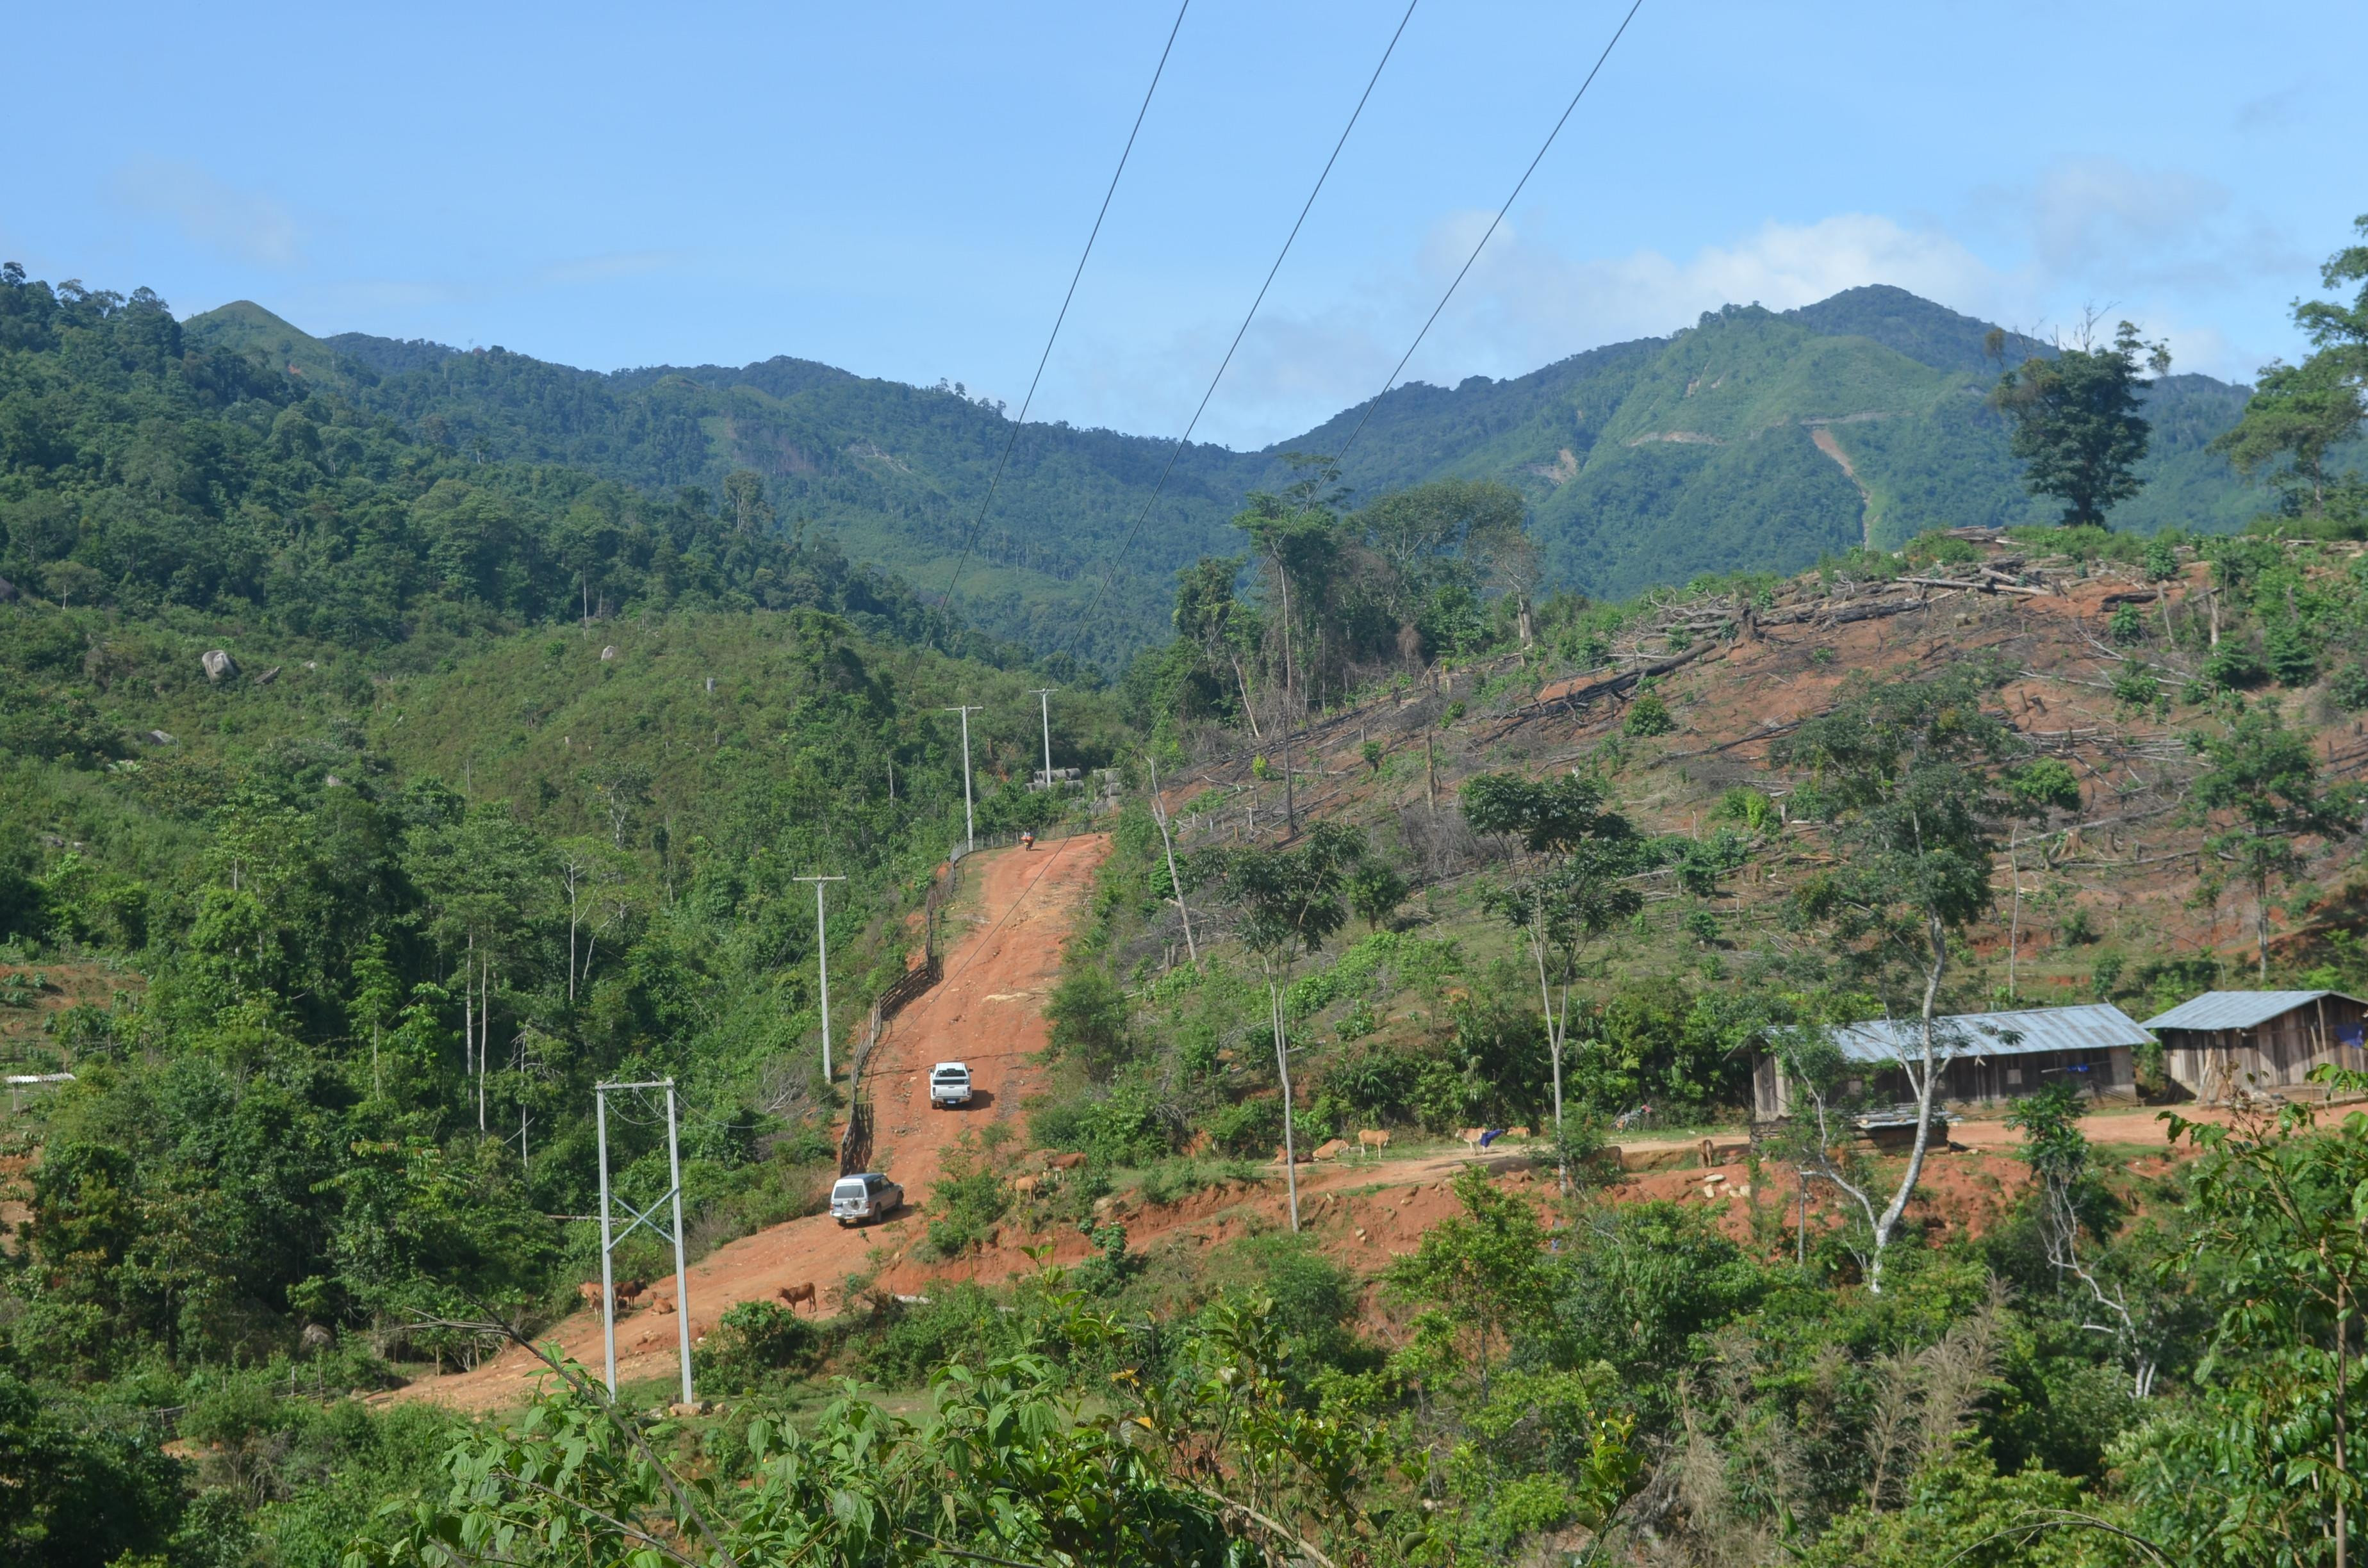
[
  {"x1": 146, "y1": 730, "x2": 176, "y2": 746},
  {"x1": 600, "y1": 645, "x2": 618, "y2": 662},
  {"x1": 201, "y1": 649, "x2": 238, "y2": 682}
]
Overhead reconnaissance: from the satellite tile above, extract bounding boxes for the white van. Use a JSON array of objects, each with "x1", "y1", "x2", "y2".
[
  {"x1": 830, "y1": 1172, "x2": 903, "y2": 1226},
  {"x1": 929, "y1": 1061, "x2": 974, "y2": 1108}
]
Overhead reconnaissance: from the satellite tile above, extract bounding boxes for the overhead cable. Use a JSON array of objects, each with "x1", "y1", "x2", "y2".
[
  {"x1": 1057, "y1": 0, "x2": 1422, "y2": 651},
  {"x1": 934, "y1": 0, "x2": 1192, "y2": 641},
  {"x1": 1323, "y1": 0, "x2": 1649, "y2": 475}
]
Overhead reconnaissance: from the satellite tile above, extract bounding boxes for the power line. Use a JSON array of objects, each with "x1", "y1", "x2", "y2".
[
  {"x1": 933, "y1": 0, "x2": 1192, "y2": 642},
  {"x1": 1057, "y1": 0, "x2": 1422, "y2": 654},
  {"x1": 1321, "y1": 0, "x2": 1649, "y2": 476},
  {"x1": 1062, "y1": 0, "x2": 1647, "y2": 658}
]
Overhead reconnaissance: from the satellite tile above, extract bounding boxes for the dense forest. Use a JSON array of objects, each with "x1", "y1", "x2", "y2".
[
  {"x1": 1, "y1": 209, "x2": 2366, "y2": 1568},
  {"x1": 173, "y1": 279, "x2": 2290, "y2": 669}
]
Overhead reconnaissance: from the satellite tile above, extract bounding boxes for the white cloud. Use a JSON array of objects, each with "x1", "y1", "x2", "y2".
[{"x1": 111, "y1": 159, "x2": 306, "y2": 268}]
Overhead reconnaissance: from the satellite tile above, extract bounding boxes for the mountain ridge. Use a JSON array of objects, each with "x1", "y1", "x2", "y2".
[{"x1": 181, "y1": 284, "x2": 2267, "y2": 662}]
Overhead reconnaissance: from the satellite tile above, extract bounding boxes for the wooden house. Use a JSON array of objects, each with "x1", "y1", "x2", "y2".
[
  {"x1": 1752, "y1": 1002, "x2": 2152, "y2": 1120},
  {"x1": 2141, "y1": 990, "x2": 2368, "y2": 1103}
]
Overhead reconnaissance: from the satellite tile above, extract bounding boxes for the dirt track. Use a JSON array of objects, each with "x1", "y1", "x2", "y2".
[
  {"x1": 387, "y1": 826, "x2": 2292, "y2": 1413},
  {"x1": 393, "y1": 834, "x2": 1110, "y2": 1411}
]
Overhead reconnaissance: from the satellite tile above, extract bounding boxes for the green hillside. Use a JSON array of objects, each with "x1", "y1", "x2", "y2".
[{"x1": 175, "y1": 282, "x2": 2274, "y2": 658}]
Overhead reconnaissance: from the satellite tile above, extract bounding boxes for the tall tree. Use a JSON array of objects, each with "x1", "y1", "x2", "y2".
[
  {"x1": 2217, "y1": 215, "x2": 2368, "y2": 530},
  {"x1": 1187, "y1": 822, "x2": 1363, "y2": 1230},
  {"x1": 1770, "y1": 664, "x2": 2027, "y2": 1292},
  {"x1": 1171, "y1": 555, "x2": 1262, "y2": 738},
  {"x1": 1991, "y1": 318, "x2": 2170, "y2": 528},
  {"x1": 2186, "y1": 705, "x2": 2360, "y2": 979},
  {"x1": 1462, "y1": 769, "x2": 1652, "y2": 1184}
]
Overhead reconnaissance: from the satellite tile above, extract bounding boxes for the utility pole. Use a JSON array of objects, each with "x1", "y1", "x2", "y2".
[
  {"x1": 944, "y1": 705, "x2": 982, "y2": 852},
  {"x1": 794, "y1": 875, "x2": 846, "y2": 1078},
  {"x1": 593, "y1": 1079, "x2": 695, "y2": 1406},
  {"x1": 1029, "y1": 689, "x2": 1057, "y2": 792}
]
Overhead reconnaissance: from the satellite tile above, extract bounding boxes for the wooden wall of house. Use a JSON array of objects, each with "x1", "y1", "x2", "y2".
[
  {"x1": 2163, "y1": 997, "x2": 2368, "y2": 1102},
  {"x1": 1752, "y1": 1045, "x2": 2139, "y2": 1119}
]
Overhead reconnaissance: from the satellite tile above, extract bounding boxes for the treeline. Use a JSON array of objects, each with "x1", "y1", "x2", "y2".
[{"x1": 0, "y1": 266, "x2": 962, "y2": 655}]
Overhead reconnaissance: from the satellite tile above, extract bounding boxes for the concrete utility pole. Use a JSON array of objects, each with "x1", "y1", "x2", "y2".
[
  {"x1": 794, "y1": 876, "x2": 847, "y2": 1077},
  {"x1": 1029, "y1": 689, "x2": 1057, "y2": 792},
  {"x1": 593, "y1": 1079, "x2": 695, "y2": 1406},
  {"x1": 944, "y1": 705, "x2": 982, "y2": 851}
]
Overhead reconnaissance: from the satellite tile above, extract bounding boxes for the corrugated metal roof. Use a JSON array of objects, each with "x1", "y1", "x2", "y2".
[
  {"x1": 1827, "y1": 1003, "x2": 2153, "y2": 1065},
  {"x1": 2142, "y1": 990, "x2": 2366, "y2": 1031}
]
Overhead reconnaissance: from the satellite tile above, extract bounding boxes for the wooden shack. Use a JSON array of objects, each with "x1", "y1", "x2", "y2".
[
  {"x1": 2141, "y1": 990, "x2": 2368, "y2": 1103},
  {"x1": 1752, "y1": 1002, "x2": 2152, "y2": 1120}
]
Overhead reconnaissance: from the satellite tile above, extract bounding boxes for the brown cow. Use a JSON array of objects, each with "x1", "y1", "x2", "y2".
[
  {"x1": 1356, "y1": 1129, "x2": 1390, "y2": 1154},
  {"x1": 577, "y1": 1281, "x2": 605, "y2": 1308},
  {"x1": 655, "y1": 1297, "x2": 677, "y2": 1315},
  {"x1": 1010, "y1": 1174, "x2": 1039, "y2": 1196},
  {"x1": 615, "y1": 1279, "x2": 648, "y2": 1303},
  {"x1": 1311, "y1": 1138, "x2": 1351, "y2": 1161},
  {"x1": 1047, "y1": 1152, "x2": 1088, "y2": 1171},
  {"x1": 777, "y1": 1282, "x2": 818, "y2": 1311},
  {"x1": 1508, "y1": 1125, "x2": 1532, "y2": 1139}
]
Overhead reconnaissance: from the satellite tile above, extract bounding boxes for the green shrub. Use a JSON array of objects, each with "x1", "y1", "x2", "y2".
[
  {"x1": 693, "y1": 1299, "x2": 818, "y2": 1392},
  {"x1": 2264, "y1": 624, "x2": 2317, "y2": 686},
  {"x1": 1032, "y1": 1085, "x2": 1167, "y2": 1165},
  {"x1": 1046, "y1": 965, "x2": 1133, "y2": 1081},
  {"x1": 2111, "y1": 660, "x2": 2160, "y2": 714},
  {"x1": 923, "y1": 1167, "x2": 1011, "y2": 1259},
  {"x1": 2203, "y1": 641, "x2": 2267, "y2": 690},
  {"x1": 1622, "y1": 691, "x2": 1673, "y2": 737},
  {"x1": 1202, "y1": 1096, "x2": 1283, "y2": 1157},
  {"x1": 857, "y1": 1283, "x2": 1023, "y2": 1386}
]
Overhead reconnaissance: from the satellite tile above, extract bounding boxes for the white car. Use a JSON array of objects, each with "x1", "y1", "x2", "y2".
[
  {"x1": 929, "y1": 1061, "x2": 974, "y2": 1108},
  {"x1": 830, "y1": 1172, "x2": 903, "y2": 1227}
]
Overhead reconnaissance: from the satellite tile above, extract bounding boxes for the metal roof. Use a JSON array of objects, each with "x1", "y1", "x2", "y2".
[
  {"x1": 2142, "y1": 990, "x2": 2367, "y2": 1032},
  {"x1": 1827, "y1": 1003, "x2": 2153, "y2": 1065}
]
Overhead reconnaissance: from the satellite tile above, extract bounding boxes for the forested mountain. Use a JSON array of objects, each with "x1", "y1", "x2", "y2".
[{"x1": 176, "y1": 282, "x2": 2269, "y2": 666}]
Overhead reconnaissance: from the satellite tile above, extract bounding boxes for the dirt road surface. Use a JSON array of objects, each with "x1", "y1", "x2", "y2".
[{"x1": 393, "y1": 834, "x2": 1110, "y2": 1411}]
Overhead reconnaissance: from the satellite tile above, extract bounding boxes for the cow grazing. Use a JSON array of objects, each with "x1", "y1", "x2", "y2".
[
  {"x1": 1508, "y1": 1125, "x2": 1532, "y2": 1139},
  {"x1": 777, "y1": 1282, "x2": 818, "y2": 1311},
  {"x1": 1047, "y1": 1152, "x2": 1088, "y2": 1172},
  {"x1": 1311, "y1": 1138, "x2": 1351, "y2": 1161}
]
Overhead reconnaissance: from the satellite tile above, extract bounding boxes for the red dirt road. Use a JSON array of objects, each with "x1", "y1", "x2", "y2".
[{"x1": 392, "y1": 835, "x2": 1110, "y2": 1411}]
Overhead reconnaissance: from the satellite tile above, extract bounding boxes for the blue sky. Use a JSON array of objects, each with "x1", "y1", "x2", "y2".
[{"x1": 4, "y1": 1, "x2": 2358, "y2": 448}]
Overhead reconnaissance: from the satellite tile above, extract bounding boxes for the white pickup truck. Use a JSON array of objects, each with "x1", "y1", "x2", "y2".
[{"x1": 929, "y1": 1061, "x2": 974, "y2": 1109}]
